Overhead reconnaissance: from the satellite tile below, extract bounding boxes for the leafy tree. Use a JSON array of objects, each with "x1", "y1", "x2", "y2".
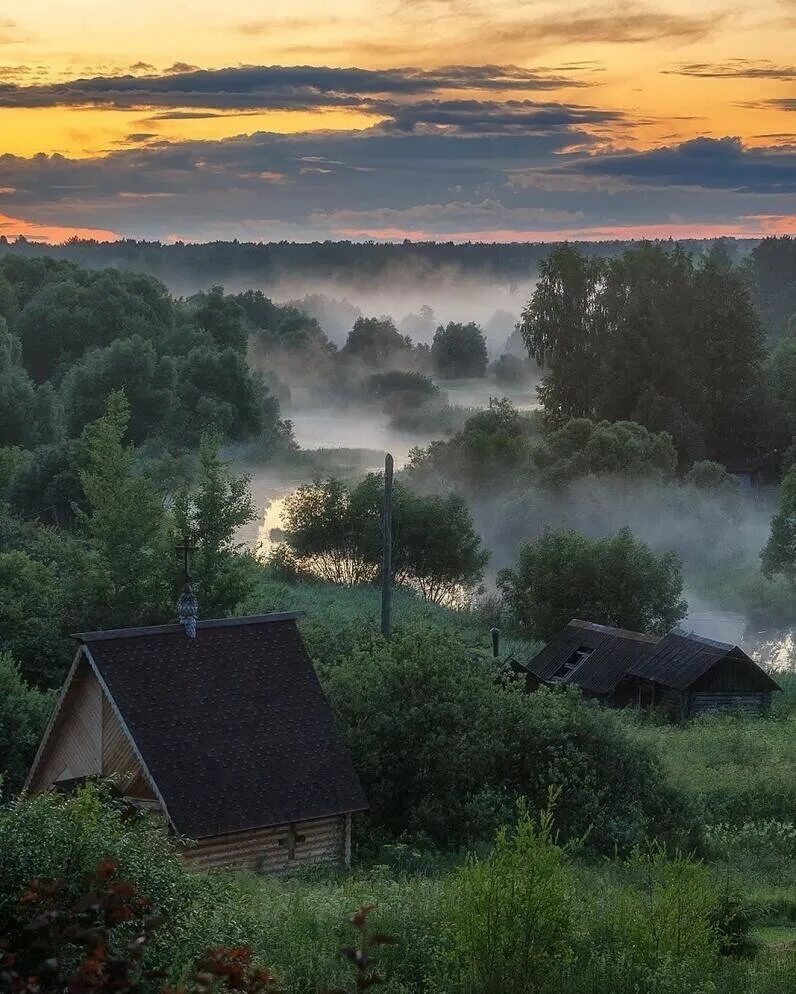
[
  {"x1": 0, "y1": 652, "x2": 54, "y2": 794},
  {"x1": 498, "y1": 527, "x2": 687, "y2": 639},
  {"x1": 363, "y1": 370, "x2": 441, "y2": 418},
  {"x1": 237, "y1": 289, "x2": 332, "y2": 354},
  {"x1": 406, "y1": 400, "x2": 538, "y2": 491},
  {"x1": 766, "y1": 324, "x2": 796, "y2": 455},
  {"x1": 192, "y1": 285, "x2": 248, "y2": 351},
  {"x1": 175, "y1": 347, "x2": 268, "y2": 443},
  {"x1": 631, "y1": 387, "x2": 706, "y2": 469},
  {"x1": 492, "y1": 353, "x2": 528, "y2": 387},
  {"x1": 0, "y1": 319, "x2": 57, "y2": 449},
  {"x1": 689, "y1": 246, "x2": 766, "y2": 460},
  {"x1": 14, "y1": 269, "x2": 174, "y2": 382},
  {"x1": 761, "y1": 466, "x2": 796, "y2": 585},
  {"x1": 60, "y1": 335, "x2": 176, "y2": 442},
  {"x1": 0, "y1": 272, "x2": 15, "y2": 320},
  {"x1": 684, "y1": 460, "x2": 737, "y2": 492},
  {"x1": 341, "y1": 316, "x2": 411, "y2": 367},
  {"x1": 431, "y1": 321, "x2": 488, "y2": 379},
  {"x1": 281, "y1": 477, "x2": 381, "y2": 586},
  {"x1": 520, "y1": 243, "x2": 766, "y2": 462},
  {"x1": 530, "y1": 419, "x2": 678, "y2": 486},
  {"x1": 282, "y1": 475, "x2": 488, "y2": 600},
  {"x1": 394, "y1": 490, "x2": 489, "y2": 604},
  {"x1": 173, "y1": 435, "x2": 259, "y2": 618},
  {"x1": 77, "y1": 392, "x2": 171, "y2": 627},
  {"x1": 5, "y1": 441, "x2": 83, "y2": 526},
  {"x1": 0, "y1": 551, "x2": 68, "y2": 685}
]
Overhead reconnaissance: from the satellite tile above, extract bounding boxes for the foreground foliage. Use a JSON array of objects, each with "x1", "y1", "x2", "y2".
[{"x1": 1, "y1": 789, "x2": 792, "y2": 994}]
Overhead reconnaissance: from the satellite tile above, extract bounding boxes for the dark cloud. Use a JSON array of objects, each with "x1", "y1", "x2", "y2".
[
  {"x1": 164, "y1": 62, "x2": 200, "y2": 74},
  {"x1": 0, "y1": 63, "x2": 589, "y2": 112},
  {"x1": 0, "y1": 129, "x2": 792, "y2": 241},
  {"x1": 373, "y1": 98, "x2": 622, "y2": 135},
  {"x1": 130, "y1": 61, "x2": 156, "y2": 73},
  {"x1": 666, "y1": 60, "x2": 796, "y2": 80},
  {"x1": 762, "y1": 98, "x2": 796, "y2": 111},
  {"x1": 574, "y1": 137, "x2": 796, "y2": 193}
]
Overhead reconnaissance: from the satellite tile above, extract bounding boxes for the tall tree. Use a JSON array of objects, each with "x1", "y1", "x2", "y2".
[
  {"x1": 173, "y1": 434, "x2": 258, "y2": 618},
  {"x1": 519, "y1": 245, "x2": 608, "y2": 423},
  {"x1": 77, "y1": 391, "x2": 171, "y2": 627}
]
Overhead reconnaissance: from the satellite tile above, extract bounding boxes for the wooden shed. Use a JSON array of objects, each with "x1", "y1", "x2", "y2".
[
  {"x1": 524, "y1": 619, "x2": 780, "y2": 720},
  {"x1": 25, "y1": 612, "x2": 368, "y2": 872}
]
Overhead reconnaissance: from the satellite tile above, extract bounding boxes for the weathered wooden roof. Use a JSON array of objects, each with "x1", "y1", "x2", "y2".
[
  {"x1": 526, "y1": 619, "x2": 657, "y2": 692},
  {"x1": 627, "y1": 631, "x2": 781, "y2": 691},
  {"x1": 527, "y1": 621, "x2": 780, "y2": 696},
  {"x1": 76, "y1": 614, "x2": 368, "y2": 839}
]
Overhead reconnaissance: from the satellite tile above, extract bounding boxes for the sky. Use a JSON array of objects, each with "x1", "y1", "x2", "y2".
[{"x1": 0, "y1": 0, "x2": 794, "y2": 242}]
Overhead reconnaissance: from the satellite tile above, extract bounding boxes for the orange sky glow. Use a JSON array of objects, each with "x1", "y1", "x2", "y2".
[{"x1": 1, "y1": 0, "x2": 793, "y2": 241}]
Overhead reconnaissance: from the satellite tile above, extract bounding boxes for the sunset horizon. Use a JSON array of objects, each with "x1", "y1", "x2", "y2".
[{"x1": 1, "y1": 0, "x2": 793, "y2": 244}]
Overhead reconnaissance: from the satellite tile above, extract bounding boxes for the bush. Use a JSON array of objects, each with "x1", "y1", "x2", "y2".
[
  {"x1": 324, "y1": 628, "x2": 698, "y2": 853},
  {"x1": 0, "y1": 652, "x2": 54, "y2": 795},
  {"x1": 435, "y1": 810, "x2": 738, "y2": 994},
  {"x1": 437, "y1": 804, "x2": 575, "y2": 994}
]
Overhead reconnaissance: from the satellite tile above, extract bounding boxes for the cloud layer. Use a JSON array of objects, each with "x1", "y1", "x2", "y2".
[{"x1": 0, "y1": 52, "x2": 793, "y2": 242}]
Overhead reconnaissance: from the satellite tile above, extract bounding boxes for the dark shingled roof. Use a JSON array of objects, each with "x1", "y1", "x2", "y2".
[
  {"x1": 79, "y1": 614, "x2": 368, "y2": 839},
  {"x1": 627, "y1": 631, "x2": 781, "y2": 691},
  {"x1": 526, "y1": 619, "x2": 657, "y2": 692}
]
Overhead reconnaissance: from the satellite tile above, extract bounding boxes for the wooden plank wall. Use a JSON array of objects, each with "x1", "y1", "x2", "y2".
[
  {"x1": 32, "y1": 664, "x2": 103, "y2": 789},
  {"x1": 688, "y1": 692, "x2": 771, "y2": 717},
  {"x1": 182, "y1": 814, "x2": 348, "y2": 873},
  {"x1": 101, "y1": 697, "x2": 139, "y2": 780}
]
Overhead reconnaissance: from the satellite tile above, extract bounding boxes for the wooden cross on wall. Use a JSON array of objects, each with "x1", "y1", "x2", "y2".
[{"x1": 278, "y1": 823, "x2": 306, "y2": 861}]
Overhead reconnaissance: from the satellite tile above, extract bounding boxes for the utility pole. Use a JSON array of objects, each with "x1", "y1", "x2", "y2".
[{"x1": 381, "y1": 453, "x2": 394, "y2": 638}]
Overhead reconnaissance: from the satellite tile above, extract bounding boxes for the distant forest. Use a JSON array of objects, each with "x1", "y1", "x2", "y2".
[{"x1": 1, "y1": 234, "x2": 793, "y2": 337}]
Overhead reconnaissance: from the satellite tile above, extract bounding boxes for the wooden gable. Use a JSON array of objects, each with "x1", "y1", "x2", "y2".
[{"x1": 26, "y1": 651, "x2": 158, "y2": 807}]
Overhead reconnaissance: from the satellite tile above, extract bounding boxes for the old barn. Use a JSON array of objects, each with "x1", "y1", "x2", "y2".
[
  {"x1": 525, "y1": 619, "x2": 780, "y2": 720},
  {"x1": 25, "y1": 612, "x2": 368, "y2": 872}
]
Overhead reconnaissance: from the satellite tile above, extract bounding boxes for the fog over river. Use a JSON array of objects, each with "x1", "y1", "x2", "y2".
[{"x1": 239, "y1": 385, "x2": 794, "y2": 674}]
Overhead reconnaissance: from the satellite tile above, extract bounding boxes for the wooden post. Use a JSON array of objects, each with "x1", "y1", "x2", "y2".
[{"x1": 381, "y1": 453, "x2": 394, "y2": 638}]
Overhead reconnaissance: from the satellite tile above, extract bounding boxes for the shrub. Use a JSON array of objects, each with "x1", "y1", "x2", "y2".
[
  {"x1": 325, "y1": 628, "x2": 698, "y2": 853},
  {"x1": 436, "y1": 804, "x2": 575, "y2": 994},
  {"x1": 0, "y1": 652, "x2": 54, "y2": 795}
]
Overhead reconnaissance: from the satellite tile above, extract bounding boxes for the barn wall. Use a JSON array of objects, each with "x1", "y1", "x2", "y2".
[
  {"x1": 32, "y1": 663, "x2": 103, "y2": 789},
  {"x1": 687, "y1": 692, "x2": 772, "y2": 718},
  {"x1": 182, "y1": 814, "x2": 349, "y2": 873}
]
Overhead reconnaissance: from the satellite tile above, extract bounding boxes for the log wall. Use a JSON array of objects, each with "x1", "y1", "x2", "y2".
[
  {"x1": 182, "y1": 814, "x2": 349, "y2": 873},
  {"x1": 687, "y1": 691, "x2": 772, "y2": 717}
]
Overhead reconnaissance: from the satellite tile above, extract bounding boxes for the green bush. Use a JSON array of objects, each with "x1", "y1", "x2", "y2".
[
  {"x1": 0, "y1": 652, "x2": 54, "y2": 794},
  {"x1": 325, "y1": 628, "x2": 698, "y2": 852},
  {"x1": 436, "y1": 804, "x2": 576, "y2": 994}
]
